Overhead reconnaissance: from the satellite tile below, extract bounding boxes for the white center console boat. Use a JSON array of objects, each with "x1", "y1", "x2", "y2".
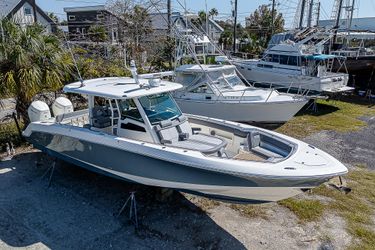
[{"x1": 23, "y1": 75, "x2": 348, "y2": 203}]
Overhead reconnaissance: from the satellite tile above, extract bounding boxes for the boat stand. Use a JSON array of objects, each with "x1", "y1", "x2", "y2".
[
  {"x1": 305, "y1": 98, "x2": 318, "y2": 113},
  {"x1": 328, "y1": 176, "x2": 352, "y2": 194},
  {"x1": 41, "y1": 158, "x2": 57, "y2": 187},
  {"x1": 117, "y1": 191, "x2": 138, "y2": 229}
]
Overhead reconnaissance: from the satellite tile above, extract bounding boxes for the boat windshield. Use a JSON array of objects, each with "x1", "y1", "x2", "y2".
[
  {"x1": 138, "y1": 93, "x2": 182, "y2": 124},
  {"x1": 212, "y1": 74, "x2": 242, "y2": 90}
]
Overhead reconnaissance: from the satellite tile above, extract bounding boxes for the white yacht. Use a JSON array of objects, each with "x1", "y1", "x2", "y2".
[
  {"x1": 232, "y1": 42, "x2": 351, "y2": 93},
  {"x1": 23, "y1": 74, "x2": 348, "y2": 203},
  {"x1": 171, "y1": 64, "x2": 308, "y2": 123}
]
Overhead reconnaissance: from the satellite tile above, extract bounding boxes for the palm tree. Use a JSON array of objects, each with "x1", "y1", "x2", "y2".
[
  {"x1": 198, "y1": 10, "x2": 207, "y2": 23},
  {"x1": 209, "y1": 8, "x2": 218, "y2": 20},
  {"x1": 88, "y1": 25, "x2": 108, "y2": 43},
  {"x1": 0, "y1": 19, "x2": 72, "y2": 125}
]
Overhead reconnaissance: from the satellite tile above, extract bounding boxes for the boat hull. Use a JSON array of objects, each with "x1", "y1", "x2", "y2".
[
  {"x1": 25, "y1": 129, "x2": 329, "y2": 204},
  {"x1": 175, "y1": 99, "x2": 307, "y2": 123},
  {"x1": 234, "y1": 62, "x2": 350, "y2": 93}
]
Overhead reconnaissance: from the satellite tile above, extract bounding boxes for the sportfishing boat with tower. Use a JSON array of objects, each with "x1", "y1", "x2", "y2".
[
  {"x1": 232, "y1": 40, "x2": 350, "y2": 93},
  {"x1": 23, "y1": 64, "x2": 348, "y2": 203}
]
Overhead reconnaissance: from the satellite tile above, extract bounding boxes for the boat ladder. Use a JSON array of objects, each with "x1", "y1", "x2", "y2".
[
  {"x1": 327, "y1": 59, "x2": 334, "y2": 72},
  {"x1": 108, "y1": 99, "x2": 120, "y2": 135}
]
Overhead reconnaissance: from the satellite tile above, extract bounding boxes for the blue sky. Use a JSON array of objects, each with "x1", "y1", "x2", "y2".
[{"x1": 37, "y1": 0, "x2": 375, "y2": 27}]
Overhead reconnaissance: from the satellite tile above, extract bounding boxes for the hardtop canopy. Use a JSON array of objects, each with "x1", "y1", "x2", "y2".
[{"x1": 63, "y1": 77, "x2": 183, "y2": 99}]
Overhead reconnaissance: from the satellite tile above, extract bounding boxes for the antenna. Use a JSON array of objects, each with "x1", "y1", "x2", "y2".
[
  {"x1": 130, "y1": 60, "x2": 141, "y2": 86},
  {"x1": 63, "y1": 32, "x2": 85, "y2": 87}
]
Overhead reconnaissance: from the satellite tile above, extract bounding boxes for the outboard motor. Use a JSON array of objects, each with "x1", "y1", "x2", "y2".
[
  {"x1": 52, "y1": 97, "x2": 74, "y2": 117},
  {"x1": 28, "y1": 101, "x2": 51, "y2": 122}
]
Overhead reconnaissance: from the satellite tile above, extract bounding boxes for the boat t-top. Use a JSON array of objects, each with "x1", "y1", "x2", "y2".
[
  {"x1": 171, "y1": 64, "x2": 308, "y2": 123},
  {"x1": 23, "y1": 69, "x2": 348, "y2": 203}
]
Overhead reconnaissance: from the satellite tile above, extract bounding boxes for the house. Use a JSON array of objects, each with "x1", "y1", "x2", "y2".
[
  {"x1": 64, "y1": 5, "x2": 122, "y2": 43},
  {"x1": 0, "y1": 0, "x2": 55, "y2": 32},
  {"x1": 149, "y1": 12, "x2": 224, "y2": 44}
]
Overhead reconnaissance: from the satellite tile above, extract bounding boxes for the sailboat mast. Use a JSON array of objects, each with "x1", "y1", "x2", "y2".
[
  {"x1": 316, "y1": 1, "x2": 320, "y2": 26},
  {"x1": 348, "y1": 0, "x2": 355, "y2": 30},
  {"x1": 299, "y1": 0, "x2": 306, "y2": 29},
  {"x1": 334, "y1": 0, "x2": 344, "y2": 29},
  {"x1": 307, "y1": 0, "x2": 314, "y2": 27}
]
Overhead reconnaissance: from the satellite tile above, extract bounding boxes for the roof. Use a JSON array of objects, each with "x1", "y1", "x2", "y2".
[
  {"x1": 149, "y1": 12, "x2": 185, "y2": 30},
  {"x1": 0, "y1": 0, "x2": 21, "y2": 18},
  {"x1": 175, "y1": 64, "x2": 236, "y2": 73},
  {"x1": 0, "y1": 0, "x2": 54, "y2": 24},
  {"x1": 64, "y1": 5, "x2": 106, "y2": 13},
  {"x1": 63, "y1": 77, "x2": 183, "y2": 99}
]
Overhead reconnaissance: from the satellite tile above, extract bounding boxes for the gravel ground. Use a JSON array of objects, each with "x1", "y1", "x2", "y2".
[
  {"x1": 303, "y1": 116, "x2": 375, "y2": 170},
  {"x1": 1, "y1": 117, "x2": 374, "y2": 249}
]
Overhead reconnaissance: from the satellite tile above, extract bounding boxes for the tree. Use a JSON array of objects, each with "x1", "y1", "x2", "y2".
[
  {"x1": 47, "y1": 12, "x2": 59, "y2": 23},
  {"x1": 0, "y1": 19, "x2": 72, "y2": 125},
  {"x1": 208, "y1": 8, "x2": 218, "y2": 20},
  {"x1": 88, "y1": 25, "x2": 108, "y2": 43},
  {"x1": 198, "y1": 10, "x2": 207, "y2": 23},
  {"x1": 246, "y1": 4, "x2": 284, "y2": 47}
]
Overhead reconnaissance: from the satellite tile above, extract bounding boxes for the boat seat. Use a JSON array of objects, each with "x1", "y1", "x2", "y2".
[
  {"x1": 155, "y1": 115, "x2": 227, "y2": 154},
  {"x1": 92, "y1": 106, "x2": 111, "y2": 128},
  {"x1": 248, "y1": 132, "x2": 291, "y2": 160}
]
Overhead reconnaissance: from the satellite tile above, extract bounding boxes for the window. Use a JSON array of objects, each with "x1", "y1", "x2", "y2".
[
  {"x1": 225, "y1": 75, "x2": 242, "y2": 87},
  {"x1": 279, "y1": 55, "x2": 288, "y2": 65},
  {"x1": 263, "y1": 54, "x2": 272, "y2": 62},
  {"x1": 271, "y1": 54, "x2": 280, "y2": 63},
  {"x1": 138, "y1": 93, "x2": 182, "y2": 125},
  {"x1": 118, "y1": 99, "x2": 143, "y2": 122},
  {"x1": 190, "y1": 84, "x2": 213, "y2": 93},
  {"x1": 24, "y1": 7, "x2": 32, "y2": 15},
  {"x1": 69, "y1": 15, "x2": 76, "y2": 21},
  {"x1": 287, "y1": 56, "x2": 298, "y2": 66}
]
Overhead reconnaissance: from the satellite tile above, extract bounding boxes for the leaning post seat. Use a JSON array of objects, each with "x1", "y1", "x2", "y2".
[
  {"x1": 91, "y1": 106, "x2": 111, "y2": 128},
  {"x1": 154, "y1": 115, "x2": 227, "y2": 154}
]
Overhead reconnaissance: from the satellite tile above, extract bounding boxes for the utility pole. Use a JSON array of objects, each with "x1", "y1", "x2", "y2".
[
  {"x1": 232, "y1": 0, "x2": 238, "y2": 53},
  {"x1": 31, "y1": 0, "x2": 37, "y2": 22},
  {"x1": 307, "y1": 0, "x2": 314, "y2": 27},
  {"x1": 167, "y1": 0, "x2": 171, "y2": 36},
  {"x1": 167, "y1": 0, "x2": 172, "y2": 67},
  {"x1": 298, "y1": 0, "x2": 306, "y2": 29},
  {"x1": 271, "y1": 0, "x2": 276, "y2": 36}
]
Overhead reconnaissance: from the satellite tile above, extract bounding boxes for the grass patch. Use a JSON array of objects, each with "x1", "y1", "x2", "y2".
[
  {"x1": 276, "y1": 99, "x2": 375, "y2": 138},
  {"x1": 312, "y1": 167, "x2": 375, "y2": 249},
  {"x1": 0, "y1": 121, "x2": 24, "y2": 148},
  {"x1": 278, "y1": 199, "x2": 325, "y2": 222},
  {"x1": 230, "y1": 204, "x2": 268, "y2": 219},
  {"x1": 196, "y1": 198, "x2": 220, "y2": 211}
]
